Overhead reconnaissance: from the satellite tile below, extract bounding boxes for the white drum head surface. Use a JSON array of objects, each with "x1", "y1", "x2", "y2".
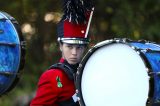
[{"x1": 81, "y1": 43, "x2": 149, "y2": 106}]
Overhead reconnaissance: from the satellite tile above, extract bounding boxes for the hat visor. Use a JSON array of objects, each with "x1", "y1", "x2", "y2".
[{"x1": 58, "y1": 38, "x2": 89, "y2": 44}]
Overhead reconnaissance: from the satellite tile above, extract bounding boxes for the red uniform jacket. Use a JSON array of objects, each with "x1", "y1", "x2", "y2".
[{"x1": 30, "y1": 58, "x2": 76, "y2": 106}]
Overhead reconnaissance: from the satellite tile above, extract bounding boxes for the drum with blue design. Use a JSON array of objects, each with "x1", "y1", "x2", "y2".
[
  {"x1": 0, "y1": 11, "x2": 25, "y2": 95},
  {"x1": 76, "y1": 38, "x2": 160, "y2": 106}
]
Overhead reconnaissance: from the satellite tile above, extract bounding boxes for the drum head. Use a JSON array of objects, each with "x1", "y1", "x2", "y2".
[
  {"x1": 77, "y1": 42, "x2": 149, "y2": 106},
  {"x1": 0, "y1": 11, "x2": 25, "y2": 95}
]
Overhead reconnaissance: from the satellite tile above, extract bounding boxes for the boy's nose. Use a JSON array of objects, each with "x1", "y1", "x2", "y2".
[{"x1": 71, "y1": 48, "x2": 77, "y2": 55}]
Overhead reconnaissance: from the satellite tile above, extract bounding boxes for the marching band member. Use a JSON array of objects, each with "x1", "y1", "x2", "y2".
[{"x1": 30, "y1": 0, "x2": 94, "y2": 105}]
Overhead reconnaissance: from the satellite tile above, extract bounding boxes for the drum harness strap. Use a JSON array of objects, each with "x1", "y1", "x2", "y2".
[
  {"x1": 49, "y1": 63, "x2": 76, "y2": 80},
  {"x1": 48, "y1": 63, "x2": 79, "y2": 106}
]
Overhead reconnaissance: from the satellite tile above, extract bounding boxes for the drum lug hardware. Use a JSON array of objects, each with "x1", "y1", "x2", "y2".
[
  {"x1": 77, "y1": 64, "x2": 83, "y2": 74},
  {"x1": 113, "y1": 38, "x2": 126, "y2": 43},
  {"x1": 146, "y1": 48, "x2": 152, "y2": 52},
  {"x1": 76, "y1": 89, "x2": 78, "y2": 93},
  {"x1": 123, "y1": 38, "x2": 132, "y2": 42},
  {"x1": 136, "y1": 51, "x2": 140, "y2": 54},
  {"x1": 146, "y1": 68, "x2": 150, "y2": 76},
  {"x1": 147, "y1": 99, "x2": 160, "y2": 105},
  {"x1": 131, "y1": 46, "x2": 136, "y2": 50},
  {"x1": 88, "y1": 49, "x2": 93, "y2": 53},
  {"x1": 140, "y1": 49, "x2": 147, "y2": 53},
  {"x1": 75, "y1": 89, "x2": 80, "y2": 100},
  {"x1": 115, "y1": 39, "x2": 120, "y2": 43},
  {"x1": 146, "y1": 98, "x2": 152, "y2": 105},
  {"x1": 21, "y1": 41, "x2": 26, "y2": 49},
  {"x1": 76, "y1": 71, "x2": 80, "y2": 75},
  {"x1": 77, "y1": 97, "x2": 80, "y2": 101},
  {"x1": 138, "y1": 39, "x2": 147, "y2": 43}
]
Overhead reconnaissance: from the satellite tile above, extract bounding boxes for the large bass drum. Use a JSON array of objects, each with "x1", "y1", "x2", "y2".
[
  {"x1": 76, "y1": 38, "x2": 160, "y2": 106},
  {"x1": 0, "y1": 11, "x2": 25, "y2": 95}
]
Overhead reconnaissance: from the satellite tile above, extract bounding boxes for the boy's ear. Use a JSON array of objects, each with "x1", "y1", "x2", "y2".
[
  {"x1": 59, "y1": 43, "x2": 62, "y2": 51},
  {"x1": 60, "y1": 46, "x2": 62, "y2": 51}
]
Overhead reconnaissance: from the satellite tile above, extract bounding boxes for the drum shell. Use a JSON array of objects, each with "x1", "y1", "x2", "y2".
[
  {"x1": 76, "y1": 39, "x2": 160, "y2": 106},
  {"x1": 0, "y1": 11, "x2": 25, "y2": 95},
  {"x1": 130, "y1": 42, "x2": 160, "y2": 104}
]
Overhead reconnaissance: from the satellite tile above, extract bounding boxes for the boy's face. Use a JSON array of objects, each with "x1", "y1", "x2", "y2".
[{"x1": 60, "y1": 43, "x2": 86, "y2": 65}]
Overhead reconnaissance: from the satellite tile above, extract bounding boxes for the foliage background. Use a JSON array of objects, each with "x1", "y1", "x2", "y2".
[{"x1": 0, "y1": 0, "x2": 160, "y2": 105}]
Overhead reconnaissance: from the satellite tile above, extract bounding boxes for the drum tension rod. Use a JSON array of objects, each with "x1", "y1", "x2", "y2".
[
  {"x1": 0, "y1": 29, "x2": 4, "y2": 34},
  {"x1": 0, "y1": 42, "x2": 16, "y2": 47},
  {"x1": 0, "y1": 71, "x2": 19, "y2": 77},
  {"x1": 148, "y1": 72, "x2": 160, "y2": 76}
]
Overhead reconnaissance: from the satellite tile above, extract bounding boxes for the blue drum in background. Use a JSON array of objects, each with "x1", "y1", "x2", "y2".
[
  {"x1": 0, "y1": 11, "x2": 25, "y2": 95},
  {"x1": 76, "y1": 38, "x2": 160, "y2": 106}
]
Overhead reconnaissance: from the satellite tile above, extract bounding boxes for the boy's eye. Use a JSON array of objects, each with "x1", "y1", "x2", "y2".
[
  {"x1": 78, "y1": 45, "x2": 85, "y2": 48},
  {"x1": 67, "y1": 45, "x2": 73, "y2": 49},
  {"x1": 77, "y1": 46, "x2": 83, "y2": 49},
  {"x1": 65, "y1": 44, "x2": 84, "y2": 49}
]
